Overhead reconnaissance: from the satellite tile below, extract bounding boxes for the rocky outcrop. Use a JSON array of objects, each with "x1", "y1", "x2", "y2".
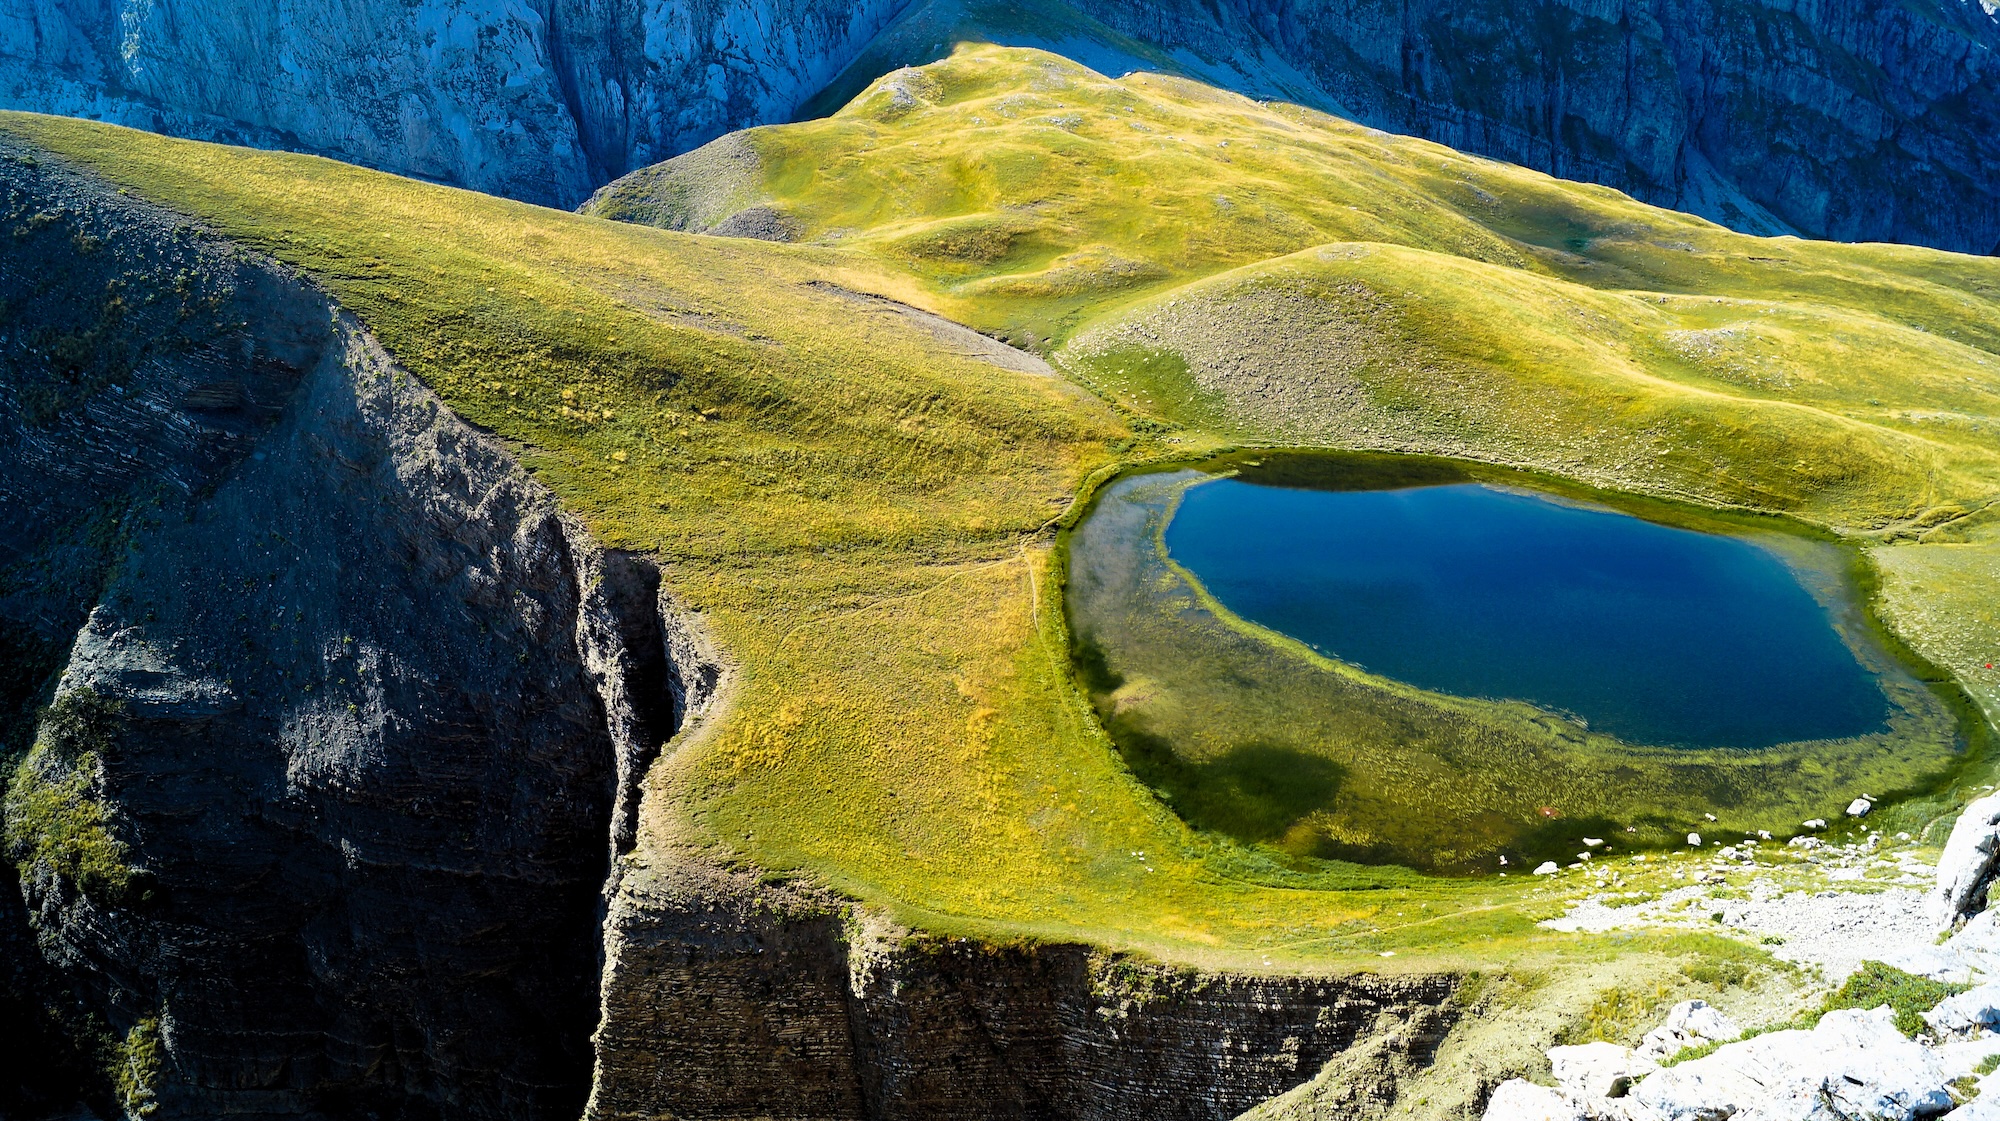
[
  {"x1": 588, "y1": 852, "x2": 1463, "y2": 1121},
  {"x1": 7, "y1": 0, "x2": 1999, "y2": 252},
  {"x1": 0, "y1": 137, "x2": 690, "y2": 1119},
  {"x1": 1634, "y1": 1000, "x2": 1739, "y2": 1063},
  {"x1": 1485, "y1": 1008, "x2": 1958, "y2": 1121},
  {"x1": 1932, "y1": 792, "x2": 2000, "y2": 930}
]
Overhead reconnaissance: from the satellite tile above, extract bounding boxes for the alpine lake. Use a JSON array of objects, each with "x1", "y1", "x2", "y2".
[{"x1": 1063, "y1": 451, "x2": 1985, "y2": 873}]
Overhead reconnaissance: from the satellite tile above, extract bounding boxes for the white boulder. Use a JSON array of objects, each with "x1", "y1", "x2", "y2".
[
  {"x1": 1924, "y1": 980, "x2": 2000, "y2": 1040},
  {"x1": 1931, "y1": 792, "x2": 2000, "y2": 930},
  {"x1": 1549, "y1": 1042, "x2": 1659, "y2": 1099},
  {"x1": 1849, "y1": 797, "x2": 1875, "y2": 817},
  {"x1": 1944, "y1": 1098, "x2": 2000, "y2": 1120},
  {"x1": 1630, "y1": 1007, "x2": 1952, "y2": 1121},
  {"x1": 1636, "y1": 1000, "x2": 1741, "y2": 1061},
  {"x1": 1687, "y1": 833, "x2": 1702, "y2": 847},
  {"x1": 1484, "y1": 1079, "x2": 1587, "y2": 1121},
  {"x1": 1535, "y1": 861, "x2": 1561, "y2": 875}
]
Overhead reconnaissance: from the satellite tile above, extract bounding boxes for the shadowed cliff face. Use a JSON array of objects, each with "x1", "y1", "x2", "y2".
[
  {"x1": 2, "y1": 0, "x2": 1997, "y2": 251},
  {"x1": 0, "y1": 141, "x2": 680, "y2": 1119},
  {"x1": 1206, "y1": 0, "x2": 2000, "y2": 252}
]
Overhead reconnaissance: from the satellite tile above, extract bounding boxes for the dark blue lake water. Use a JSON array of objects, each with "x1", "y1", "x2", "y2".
[{"x1": 1164, "y1": 479, "x2": 1890, "y2": 748}]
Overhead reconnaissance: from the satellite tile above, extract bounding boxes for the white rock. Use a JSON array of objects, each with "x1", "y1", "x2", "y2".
[
  {"x1": 1549, "y1": 1041, "x2": 1659, "y2": 1099},
  {"x1": 1849, "y1": 797, "x2": 1875, "y2": 817},
  {"x1": 1925, "y1": 980, "x2": 2000, "y2": 1040},
  {"x1": 1805, "y1": 818, "x2": 1829, "y2": 830},
  {"x1": 1944, "y1": 1099, "x2": 2000, "y2": 1121},
  {"x1": 1636, "y1": 1000, "x2": 1740, "y2": 1061},
  {"x1": 1584, "y1": 837, "x2": 1606, "y2": 848},
  {"x1": 1931, "y1": 793, "x2": 2000, "y2": 930},
  {"x1": 1535, "y1": 861, "x2": 1561, "y2": 875},
  {"x1": 1483, "y1": 1080, "x2": 1587, "y2": 1121},
  {"x1": 1631, "y1": 1007, "x2": 1952, "y2": 1121},
  {"x1": 1687, "y1": 833, "x2": 1702, "y2": 847}
]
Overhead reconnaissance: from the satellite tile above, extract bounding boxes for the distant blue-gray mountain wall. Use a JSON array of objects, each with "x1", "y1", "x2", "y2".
[{"x1": 4, "y1": 0, "x2": 1997, "y2": 252}]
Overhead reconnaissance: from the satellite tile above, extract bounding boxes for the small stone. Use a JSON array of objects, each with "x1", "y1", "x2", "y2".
[
  {"x1": 1687, "y1": 832, "x2": 1702, "y2": 847},
  {"x1": 1534, "y1": 861, "x2": 1560, "y2": 875},
  {"x1": 1847, "y1": 798, "x2": 1873, "y2": 817},
  {"x1": 1583, "y1": 837, "x2": 1605, "y2": 847},
  {"x1": 1804, "y1": 818, "x2": 1828, "y2": 830}
]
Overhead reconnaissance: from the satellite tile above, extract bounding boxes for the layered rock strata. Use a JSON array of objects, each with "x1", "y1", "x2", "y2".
[{"x1": 589, "y1": 855, "x2": 1462, "y2": 1121}]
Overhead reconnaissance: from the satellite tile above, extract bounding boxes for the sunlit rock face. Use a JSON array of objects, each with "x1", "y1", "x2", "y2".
[{"x1": 0, "y1": 0, "x2": 910, "y2": 207}]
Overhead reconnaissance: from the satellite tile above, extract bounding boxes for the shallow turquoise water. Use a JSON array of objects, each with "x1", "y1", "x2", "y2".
[{"x1": 1164, "y1": 477, "x2": 1890, "y2": 748}]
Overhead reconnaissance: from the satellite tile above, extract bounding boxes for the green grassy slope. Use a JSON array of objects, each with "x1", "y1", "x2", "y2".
[
  {"x1": 9, "y1": 41, "x2": 1999, "y2": 984},
  {"x1": 0, "y1": 111, "x2": 1543, "y2": 973},
  {"x1": 590, "y1": 43, "x2": 2000, "y2": 712}
]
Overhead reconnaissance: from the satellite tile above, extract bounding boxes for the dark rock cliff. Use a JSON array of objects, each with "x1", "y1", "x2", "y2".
[
  {"x1": 1186, "y1": 0, "x2": 2000, "y2": 253},
  {"x1": 4, "y1": 0, "x2": 1998, "y2": 252},
  {"x1": 0, "y1": 139, "x2": 677, "y2": 1119}
]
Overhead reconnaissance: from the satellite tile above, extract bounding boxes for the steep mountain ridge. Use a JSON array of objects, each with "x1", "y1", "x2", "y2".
[{"x1": 3, "y1": 0, "x2": 1999, "y2": 252}]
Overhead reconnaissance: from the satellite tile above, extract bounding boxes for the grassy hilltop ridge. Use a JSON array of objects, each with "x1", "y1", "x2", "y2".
[
  {"x1": 5, "y1": 42, "x2": 1999, "y2": 989},
  {"x1": 592, "y1": 45, "x2": 2000, "y2": 529}
]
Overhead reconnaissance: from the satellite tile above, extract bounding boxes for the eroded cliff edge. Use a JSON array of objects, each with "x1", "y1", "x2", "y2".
[
  {"x1": 589, "y1": 853, "x2": 1461, "y2": 1121},
  {"x1": 0, "y1": 141, "x2": 1467, "y2": 1120}
]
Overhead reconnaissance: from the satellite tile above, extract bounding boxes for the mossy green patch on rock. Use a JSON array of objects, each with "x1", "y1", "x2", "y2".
[
  {"x1": 4, "y1": 688, "x2": 131, "y2": 904},
  {"x1": 113, "y1": 1016, "x2": 161, "y2": 1119},
  {"x1": 1822, "y1": 961, "x2": 1967, "y2": 1038}
]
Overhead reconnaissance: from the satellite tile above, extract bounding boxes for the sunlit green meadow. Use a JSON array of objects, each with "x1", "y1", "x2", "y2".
[{"x1": 7, "y1": 39, "x2": 1998, "y2": 1004}]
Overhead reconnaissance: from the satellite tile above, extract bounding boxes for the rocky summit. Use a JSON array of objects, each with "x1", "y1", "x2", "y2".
[{"x1": 2, "y1": 7, "x2": 1999, "y2": 1121}]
